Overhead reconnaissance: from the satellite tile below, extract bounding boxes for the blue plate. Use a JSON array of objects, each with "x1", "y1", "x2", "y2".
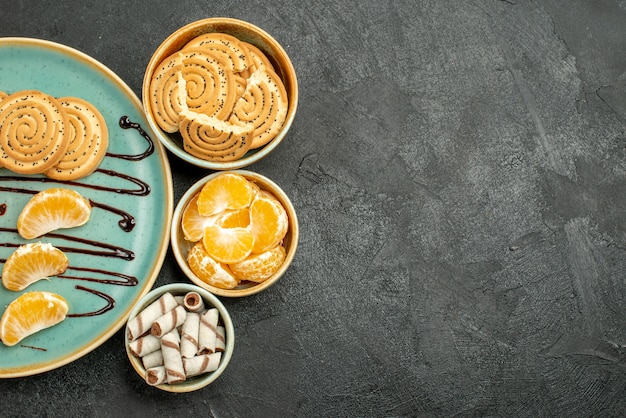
[{"x1": 0, "y1": 38, "x2": 173, "y2": 377}]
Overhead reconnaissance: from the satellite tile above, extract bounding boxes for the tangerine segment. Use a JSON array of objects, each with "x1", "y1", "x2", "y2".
[
  {"x1": 196, "y1": 173, "x2": 257, "y2": 216},
  {"x1": 187, "y1": 241, "x2": 239, "y2": 289},
  {"x1": 248, "y1": 191, "x2": 288, "y2": 253},
  {"x1": 17, "y1": 188, "x2": 91, "y2": 239},
  {"x1": 2, "y1": 243, "x2": 69, "y2": 291},
  {"x1": 230, "y1": 245, "x2": 286, "y2": 283},
  {"x1": 202, "y1": 225, "x2": 254, "y2": 264},
  {"x1": 215, "y1": 209, "x2": 250, "y2": 228},
  {"x1": 0, "y1": 291, "x2": 69, "y2": 346},
  {"x1": 181, "y1": 193, "x2": 218, "y2": 242}
]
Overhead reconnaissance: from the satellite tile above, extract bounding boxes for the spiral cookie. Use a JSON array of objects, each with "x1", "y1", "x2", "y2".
[
  {"x1": 229, "y1": 67, "x2": 288, "y2": 149},
  {"x1": 45, "y1": 96, "x2": 109, "y2": 181},
  {"x1": 0, "y1": 90, "x2": 70, "y2": 175},
  {"x1": 149, "y1": 53, "x2": 185, "y2": 133},
  {"x1": 242, "y1": 42, "x2": 275, "y2": 73},
  {"x1": 183, "y1": 33, "x2": 252, "y2": 73},
  {"x1": 180, "y1": 112, "x2": 253, "y2": 161},
  {"x1": 233, "y1": 74, "x2": 248, "y2": 101},
  {"x1": 180, "y1": 49, "x2": 238, "y2": 120}
]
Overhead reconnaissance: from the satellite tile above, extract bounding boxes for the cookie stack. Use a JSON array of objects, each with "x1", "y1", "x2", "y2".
[
  {"x1": 147, "y1": 33, "x2": 288, "y2": 162},
  {"x1": 0, "y1": 89, "x2": 108, "y2": 180}
]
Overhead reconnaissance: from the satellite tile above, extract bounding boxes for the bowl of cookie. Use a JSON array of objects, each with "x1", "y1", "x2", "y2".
[
  {"x1": 142, "y1": 17, "x2": 298, "y2": 170},
  {"x1": 125, "y1": 283, "x2": 235, "y2": 392},
  {"x1": 171, "y1": 170, "x2": 299, "y2": 297}
]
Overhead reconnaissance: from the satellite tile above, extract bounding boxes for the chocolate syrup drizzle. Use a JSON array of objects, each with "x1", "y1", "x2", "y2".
[
  {"x1": 60, "y1": 266, "x2": 138, "y2": 286},
  {"x1": 89, "y1": 200, "x2": 136, "y2": 232},
  {"x1": 0, "y1": 171, "x2": 150, "y2": 196},
  {"x1": 0, "y1": 116, "x2": 155, "y2": 318},
  {"x1": 66, "y1": 286, "x2": 116, "y2": 317},
  {"x1": 0, "y1": 228, "x2": 134, "y2": 260},
  {"x1": 109, "y1": 116, "x2": 155, "y2": 161}
]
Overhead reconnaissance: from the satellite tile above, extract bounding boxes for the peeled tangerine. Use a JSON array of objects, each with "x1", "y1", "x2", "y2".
[
  {"x1": 181, "y1": 192, "x2": 250, "y2": 243},
  {"x1": 196, "y1": 173, "x2": 257, "y2": 216},
  {"x1": 181, "y1": 194, "x2": 218, "y2": 242},
  {"x1": 2, "y1": 242, "x2": 69, "y2": 291},
  {"x1": 0, "y1": 291, "x2": 69, "y2": 346},
  {"x1": 17, "y1": 188, "x2": 91, "y2": 239},
  {"x1": 187, "y1": 241, "x2": 239, "y2": 289},
  {"x1": 230, "y1": 245, "x2": 286, "y2": 283},
  {"x1": 202, "y1": 225, "x2": 254, "y2": 264},
  {"x1": 248, "y1": 191, "x2": 288, "y2": 253}
]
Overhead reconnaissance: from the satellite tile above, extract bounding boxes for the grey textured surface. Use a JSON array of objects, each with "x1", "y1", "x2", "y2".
[{"x1": 1, "y1": 0, "x2": 625, "y2": 416}]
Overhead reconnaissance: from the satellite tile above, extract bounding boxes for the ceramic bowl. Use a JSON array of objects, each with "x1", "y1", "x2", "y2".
[
  {"x1": 142, "y1": 17, "x2": 298, "y2": 170},
  {"x1": 125, "y1": 283, "x2": 235, "y2": 392},
  {"x1": 171, "y1": 170, "x2": 299, "y2": 297}
]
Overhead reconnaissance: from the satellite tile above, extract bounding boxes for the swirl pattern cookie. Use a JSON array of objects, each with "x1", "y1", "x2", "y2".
[
  {"x1": 183, "y1": 33, "x2": 252, "y2": 73},
  {"x1": 229, "y1": 67, "x2": 288, "y2": 149},
  {"x1": 0, "y1": 89, "x2": 108, "y2": 179},
  {"x1": 180, "y1": 112, "x2": 253, "y2": 161},
  {"x1": 180, "y1": 49, "x2": 237, "y2": 120},
  {"x1": 148, "y1": 53, "x2": 184, "y2": 133},
  {"x1": 45, "y1": 96, "x2": 109, "y2": 180},
  {"x1": 0, "y1": 90, "x2": 70, "y2": 175},
  {"x1": 242, "y1": 42, "x2": 275, "y2": 73}
]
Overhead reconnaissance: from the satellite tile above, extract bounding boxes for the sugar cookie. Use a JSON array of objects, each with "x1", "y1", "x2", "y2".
[
  {"x1": 45, "y1": 96, "x2": 109, "y2": 180},
  {"x1": 183, "y1": 32, "x2": 251, "y2": 73},
  {"x1": 0, "y1": 90, "x2": 69, "y2": 174},
  {"x1": 241, "y1": 42, "x2": 274, "y2": 73},
  {"x1": 149, "y1": 52, "x2": 184, "y2": 133},
  {"x1": 229, "y1": 67, "x2": 288, "y2": 149},
  {"x1": 180, "y1": 49, "x2": 237, "y2": 120},
  {"x1": 180, "y1": 112, "x2": 253, "y2": 161}
]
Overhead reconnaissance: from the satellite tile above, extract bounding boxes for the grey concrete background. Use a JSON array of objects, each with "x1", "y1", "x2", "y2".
[{"x1": 0, "y1": 0, "x2": 625, "y2": 416}]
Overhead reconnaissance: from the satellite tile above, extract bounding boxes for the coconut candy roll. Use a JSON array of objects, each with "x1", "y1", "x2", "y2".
[
  {"x1": 151, "y1": 305, "x2": 187, "y2": 337},
  {"x1": 127, "y1": 292, "x2": 178, "y2": 341},
  {"x1": 128, "y1": 334, "x2": 161, "y2": 358},
  {"x1": 142, "y1": 349, "x2": 164, "y2": 369},
  {"x1": 183, "y1": 352, "x2": 222, "y2": 378},
  {"x1": 198, "y1": 308, "x2": 219, "y2": 354},
  {"x1": 183, "y1": 291, "x2": 205, "y2": 313},
  {"x1": 161, "y1": 328, "x2": 185, "y2": 384},
  {"x1": 180, "y1": 311, "x2": 200, "y2": 359},
  {"x1": 145, "y1": 366, "x2": 167, "y2": 386},
  {"x1": 215, "y1": 325, "x2": 226, "y2": 352}
]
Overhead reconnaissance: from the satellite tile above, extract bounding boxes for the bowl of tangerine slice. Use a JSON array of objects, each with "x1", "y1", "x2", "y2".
[{"x1": 171, "y1": 170, "x2": 298, "y2": 297}]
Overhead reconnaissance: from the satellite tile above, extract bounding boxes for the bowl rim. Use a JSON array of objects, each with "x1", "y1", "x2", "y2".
[
  {"x1": 171, "y1": 170, "x2": 299, "y2": 297},
  {"x1": 142, "y1": 17, "x2": 299, "y2": 170},
  {"x1": 124, "y1": 282, "x2": 235, "y2": 392}
]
